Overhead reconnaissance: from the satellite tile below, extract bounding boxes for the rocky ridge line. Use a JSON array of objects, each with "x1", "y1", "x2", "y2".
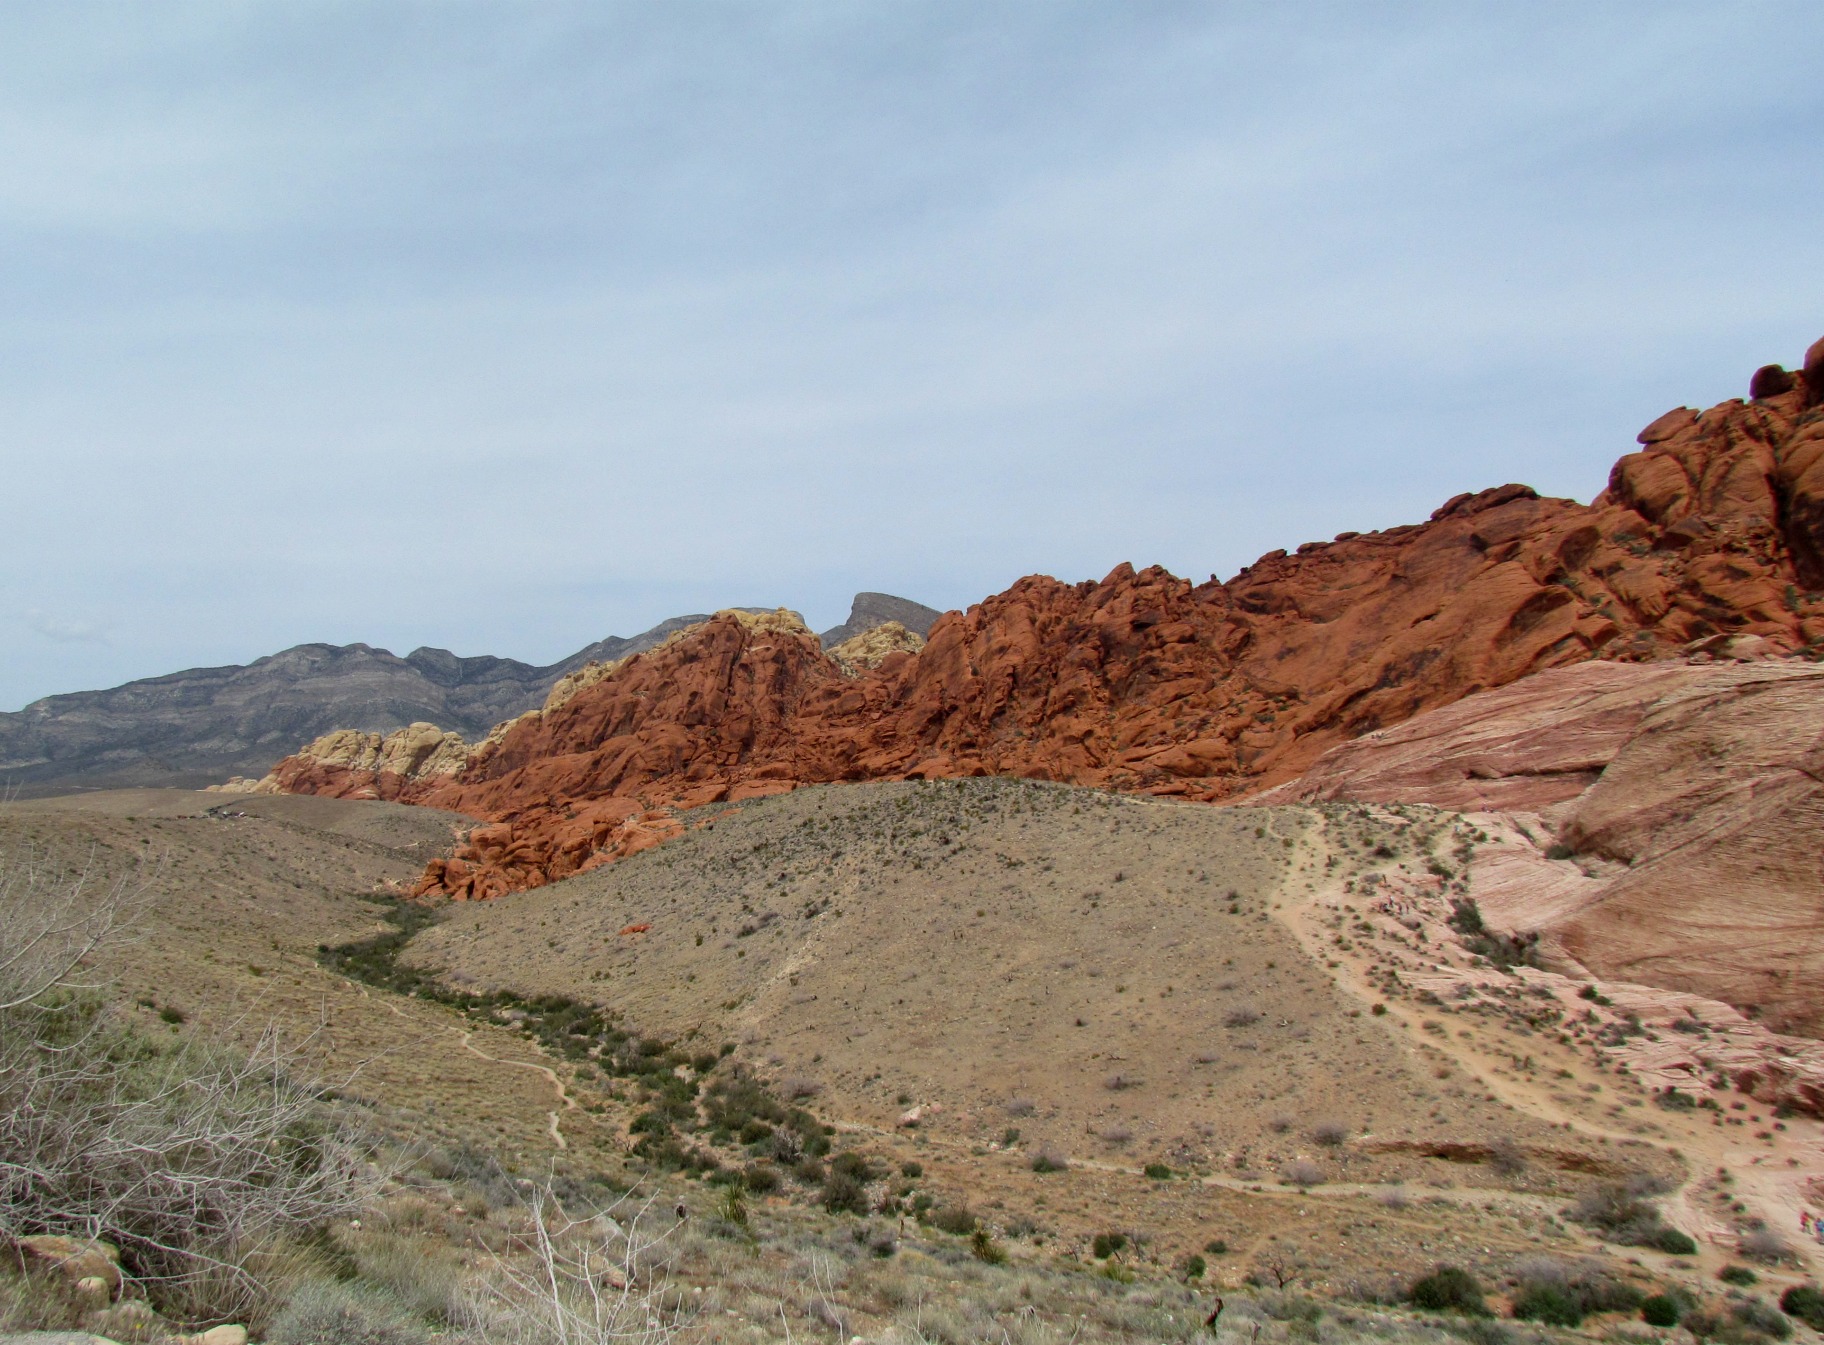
[{"x1": 268, "y1": 341, "x2": 1824, "y2": 903}]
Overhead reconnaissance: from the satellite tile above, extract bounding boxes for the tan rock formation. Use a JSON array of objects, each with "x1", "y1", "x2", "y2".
[{"x1": 828, "y1": 620, "x2": 924, "y2": 676}]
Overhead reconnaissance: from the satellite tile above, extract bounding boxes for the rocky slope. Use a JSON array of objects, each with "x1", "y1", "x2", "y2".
[
  {"x1": 1265, "y1": 657, "x2": 1824, "y2": 1036},
  {"x1": 270, "y1": 341, "x2": 1824, "y2": 902},
  {"x1": 1, "y1": 595, "x2": 930, "y2": 793}
]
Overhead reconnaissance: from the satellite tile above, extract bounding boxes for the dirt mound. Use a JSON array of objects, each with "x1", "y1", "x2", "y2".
[
  {"x1": 404, "y1": 778, "x2": 1599, "y2": 1184},
  {"x1": 270, "y1": 346, "x2": 1824, "y2": 900}
]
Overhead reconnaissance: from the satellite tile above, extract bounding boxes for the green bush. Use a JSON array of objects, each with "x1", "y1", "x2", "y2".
[
  {"x1": 1180, "y1": 1253, "x2": 1207, "y2": 1280},
  {"x1": 820, "y1": 1172, "x2": 868, "y2": 1215},
  {"x1": 1092, "y1": 1232, "x2": 1128, "y2": 1260},
  {"x1": 1654, "y1": 1227, "x2": 1698, "y2": 1255},
  {"x1": 969, "y1": 1227, "x2": 1007, "y2": 1265},
  {"x1": 1721, "y1": 1265, "x2": 1760, "y2": 1287},
  {"x1": 1641, "y1": 1295, "x2": 1682, "y2": 1328},
  {"x1": 1408, "y1": 1266, "x2": 1488, "y2": 1316},
  {"x1": 1512, "y1": 1284, "x2": 1583, "y2": 1326},
  {"x1": 1143, "y1": 1163, "x2": 1172, "y2": 1180},
  {"x1": 1781, "y1": 1285, "x2": 1824, "y2": 1330},
  {"x1": 741, "y1": 1162, "x2": 781, "y2": 1194},
  {"x1": 927, "y1": 1204, "x2": 979, "y2": 1236}
]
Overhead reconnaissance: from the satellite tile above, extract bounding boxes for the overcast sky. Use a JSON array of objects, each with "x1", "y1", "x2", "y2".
[{"x1": 5, "y1": 3, "x2": 1822, "y2": 709}]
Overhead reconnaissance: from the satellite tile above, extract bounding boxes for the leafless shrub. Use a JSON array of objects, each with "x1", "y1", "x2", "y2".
[
  {"x1": 0, "y1": 853, "x2": 377, "y2": 1315},
  {"x1": 1379, "y1": 1187, "x2": 1410, "y2": 1210},
  {"x1": 1311, "y1": 1122, "x2": 1349, "y2": 1147},
  {"x1": 456, "y1": 1188, "x2": 686, "y2": 1345},
  {"x1": 0, "y1": 846, "x2": 155, "y2": 1012},
  {"x1": 1103, "y1": 1072, "x2": 1140, "y2": 1092},
  {"x1": 1280, "y1": 1160, "x2": 1324, "y2": 1189},
  {"x1": 1268, "y1": 1114, "x2": 1293, "y2": 1133},
  {"x1": 1003, "y1": 1097, "x2": 1035, "y2": 1117},
  {"x1": 1224, "y1": 1006, "x2": 1262, "y2": 1028},
  {"x1": 1488, "y1": 1138, "x2": 1528, "y2": 1177},
  {"x1": 1740, "y1": 1228, "x2": 1796, "y2": 1265},
  {"x1": 1098, "y1": 1125, "x2": 1134, "y2": 1145},
  {"x1": 781, "y1": 1076, "x2": 822, "y2": 1099}
]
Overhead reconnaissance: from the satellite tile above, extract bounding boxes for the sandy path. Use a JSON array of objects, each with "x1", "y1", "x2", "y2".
[{"x1": 348, "y1": 980, "x2": 577, "y2": 1150}]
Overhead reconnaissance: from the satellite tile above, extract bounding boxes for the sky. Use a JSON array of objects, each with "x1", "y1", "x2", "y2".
[{"x1": 5, "y1": 3, "x2": 1823, "y2": 710}]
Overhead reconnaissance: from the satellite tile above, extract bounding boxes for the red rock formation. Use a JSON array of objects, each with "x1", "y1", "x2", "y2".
[{"x1": 270, "y1": 346, "x2": 1824, "y2": 901}]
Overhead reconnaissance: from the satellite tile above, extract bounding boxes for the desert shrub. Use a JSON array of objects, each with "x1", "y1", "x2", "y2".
[
  {"x1": 0, "y1": 857, "x2": 375, "y2": 1317},
  {"x1": 900, "y1": 1160, "x2": 923, "y2": 1178},
  {"x1": 969, "y1": 1227, "x2": 1006, "y2": 1265},
  {"x1": 1512, "y1": 1283, "x2": 1585, "y2": 1326},
  {"x1": 1143, "y1": 1163, "x2": 1172, "y2": 1179},
  {"x1": 1487, "y1": 1139, "x2": 1528, "y2": 1177},
  {"x1": 1030, "y1": 1148, "x2": 1067, "y2": 1174},
  {"x1": 1311, "y1": 1122, "x2": 1349, "y2": 1147},
  {"x1": 1408, "y1": 1266, "x2": 1487, "y2": 1316},
  {"x1": 741, "y1": 1162, "x2": 781, "y2": 1194},
  {"x1": 1180, "y1": 1253, "x2": 1207, "y2": 1280},
  {"x1": 1205, "y1": 1239, "x2": 1230, "y2": 1255},
  {"x1": 1571, "y1": 1177, "x2": 1691, "y2": 1251},
  {"x1": 927, "y1": 1204, "x2": 978, "y2": 1236},
  {"x1": 1642, "y1": 1295, "x2": 1683, "y2": 1327},
  {"x1": 269, "y1": 1281, "x2": 430, "y2": 1345},
  {"x1": 351, "y1": 1232, "x2": 461, "y2": 1325},
  {"x1": 821, "y1": 1172, "x2": 868, "y2": 1215},
  {"x1": 829, "y1": 1151, "x2": 884, "y2": 1182},
  {"x1": 1740, "y1": 1228, "x2": 1795, "y2": 1265},
  {"x1": 1281, "y1": 1159, "x2": 1324, "y2": 1188},
  {"x1": 1721, "y1": 1265, "x2": 1760, "y2": 1287},
  {"x1": 1224, "y1": 1006, "x2": 1261, "y2": 1028},
  {"x1": 1779, "y1": 1285, "x2": 1824, "y2": 1330},
  {"x1": 1732, "y1": 1296, "x2": 1793, "y2": 1340},
  {"x1": 1092, "y1": 1232, "x2": 1128, "y2": 1260}
]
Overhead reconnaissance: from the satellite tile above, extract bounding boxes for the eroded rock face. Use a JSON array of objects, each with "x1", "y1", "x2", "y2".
[
  {"x1": 1267, "y1": 656, "x2": 1824, "y2": 1036},
  {"x1": 270, "y1": 347, "x2": 1824, "y2": 903}
]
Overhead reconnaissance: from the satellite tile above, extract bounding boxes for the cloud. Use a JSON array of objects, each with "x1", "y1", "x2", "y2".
[{"x1": 22, "y1": 609, "x2": 109, "y2": 645}]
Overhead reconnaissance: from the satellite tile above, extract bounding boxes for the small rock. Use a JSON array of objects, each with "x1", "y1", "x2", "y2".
[
  {"x1": 1636, "y1": 407, "x2": 1697, "y2": 444},
  {"x1": 12, "y1": 1237, "x2": 122, "y2": 1293},
  {"x1": 190, "y1": 1325, "x2": 248, "y2": 1345}
]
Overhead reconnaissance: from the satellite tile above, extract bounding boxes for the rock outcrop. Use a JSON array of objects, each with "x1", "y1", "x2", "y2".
[
  {"x1": 818, "y1": 592, "x2": 942, "y2": 648},
  {"x1": 2, "y1": 596, "x2": 929, "y2": 794},
  {"x1": 1269, "y1": 656, "x2": 1824, "y2": 1036},
  {"x1": 270, "y1": 344, "x2": 1824, "y2": 905}
]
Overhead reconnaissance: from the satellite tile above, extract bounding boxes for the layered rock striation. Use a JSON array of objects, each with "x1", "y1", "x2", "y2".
[{"x1": 270, "y1": 346, "x2": 1824, "y2": 902}]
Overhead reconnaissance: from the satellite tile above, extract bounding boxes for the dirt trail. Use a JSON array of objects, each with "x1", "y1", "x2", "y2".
[
  {"x1": 348, "y1": 981, "x2": 576, "y2": 1151},
  {"x1": 1265, "y1": 802, "x2": 1824, "y2": 1279},
  {"x1": 456, "y1": 1029, "x2": 578, "y2": 1150}
]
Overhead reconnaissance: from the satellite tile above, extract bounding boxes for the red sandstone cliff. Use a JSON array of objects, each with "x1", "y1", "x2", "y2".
[{"x1": 269, "y1": 341, "x2": 1824, "y2": 900}]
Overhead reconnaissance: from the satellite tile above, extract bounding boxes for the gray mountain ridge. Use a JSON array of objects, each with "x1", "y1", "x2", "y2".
[{"x1": 1, "y1": 592, "x2": 939, "y2": 795}]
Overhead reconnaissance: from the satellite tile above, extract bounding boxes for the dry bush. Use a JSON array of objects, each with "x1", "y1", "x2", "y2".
[
  {"x1": 1281, "y1": 1160, "x2": 1324, "y2": 1189},
  {"x1": 1310, "y1": 1121, "x2": 1349, "y2": 1146},
  {"x1": 1223, "y1": 1006, "x2": 1262, "y2": 1028},
  {"x1": 456, "y1": 1188, "x2": 688, "y2": 1345},
  {"x1": 0, "y1": 851, "x2": 378, "y2": 1318},
  {"x1": 1740, "y1": 1227, "x2": 1796, "y2": 1265},
  {"x1": 1003, "y1": 1098, "x2": 1035, "y2": 1117}
]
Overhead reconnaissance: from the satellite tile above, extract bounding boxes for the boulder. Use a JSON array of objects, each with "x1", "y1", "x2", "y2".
[{"x1": 10, "y1": 1237, "x2": 121, "y2": 1293}]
